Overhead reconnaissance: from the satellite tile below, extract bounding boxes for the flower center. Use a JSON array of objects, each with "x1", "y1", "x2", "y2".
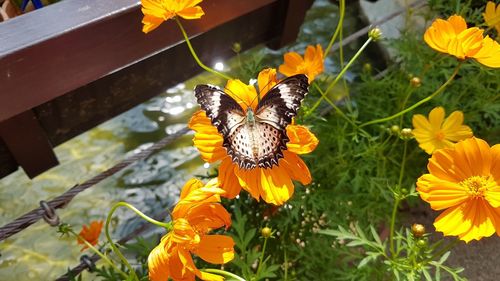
[
  {"x1": 434, "y1": 130, "x2": 445, "y2": 141},
  {"x1": 460, "y1": 176, "x2": 491, "y2": 198}
]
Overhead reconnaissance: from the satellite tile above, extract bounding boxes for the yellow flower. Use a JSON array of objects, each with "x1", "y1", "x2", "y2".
[
  {"x1": 148, "y1": 178, "x2": 234, "y2": 281},
  {"x1": 189, "y1": 68, "x2": 318, "y2": 205},
  {"x1": 484, "y1": 1, "x2": 500, "y2": 35},
  {"x1": 77, "y1": 220, "x2": 103, "y2": 251},
  {"x1": 424, "y1": 14, "x2": 500, "y2": 68},
  {"x1": 279, "y1": 44, "x2": 324, "y2": 83},
  {"x1": 412, "y1": 107, "x2": 473, "y2": 154},
  {"x1": 141, "y1": 0, "x2": 205, "y2": 33},
  {"x1": 417, "y1": 137, "x2": 500, "y2": 242}
]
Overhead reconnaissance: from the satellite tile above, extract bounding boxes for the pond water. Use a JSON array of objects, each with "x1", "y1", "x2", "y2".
[{"x1": 0, "y1": 1, "x2": 365, "y2": 279}]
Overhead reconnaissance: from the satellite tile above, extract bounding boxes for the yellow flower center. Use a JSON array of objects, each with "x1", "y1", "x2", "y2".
[
  {"x1": 460, "y1": 176, "x2": 491, "y2": 198},
  {"x1": 434, "y1": 130, "x2": 446, "y2": 141}
]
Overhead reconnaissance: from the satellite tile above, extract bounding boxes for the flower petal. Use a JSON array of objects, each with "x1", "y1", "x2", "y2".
[
  {"x1": 218, "y1": 157, "x2": 243, "y2": 199},
  {"x1": 473, "y1": 36, "x2": 500, "y2": 68},
  {"x1": 281, "y1": 151, "x2": 312, "y2": 185},
  {"x1": 177, "y1": 6, "x2": 205, "y2": 20},
  {"x1": 417, "y1": 174, "x2": 468, "y2": 210},
  {"x1": 286, "y1": 125, "x2": 318, "y2": 154},
  {"x1": 225, "y1": 79, "x2": 258, "y2": 110},
  {"x1": 195, "y1": 235, "x2": 235, "y2": 264},
  {"x1": 258, "y1": 165, "x2": 294, "y2": 205},
  {"x1": 257, "y1": 68, "x2": 277, "y2": 98},
  {"x1": 148, "y1": 239, "x2": 170, "y2": 281}
]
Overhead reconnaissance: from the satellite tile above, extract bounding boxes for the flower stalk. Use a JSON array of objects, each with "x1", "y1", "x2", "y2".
[
  {"x1": 360, "y1": 62, "x2": 462, "y2": 128},
  {"x1": 175, "y1": 18, "x2": 232, "y2": 81}
]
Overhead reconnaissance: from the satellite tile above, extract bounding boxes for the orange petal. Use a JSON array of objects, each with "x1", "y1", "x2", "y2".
[
  {"x1": 416, "y1": 174, "x2": 468, "y2": 210},
  {"x1": 286, "y1": 125, "x2": 318, "y2": 154},
  {"x1": 448, "y1": 14, "x2": 468, "y2": 33},
  {"x1": 218, "y1": 157, "x2": 243, "y2": 199},
  {"x1": 142, "y1": 15, "x2": 164, "y2": 34},
  {"x1": 233, "y1": 164, "x2": 263, "y2": 200},
  {"x1": 195, "y1": 235, "x2": 235, "y2": 264},
  {"x1": 257, "y1": 68, "x2": 278, "y2": 98},
  {"x1": 169, "y1": 247, "x2": 196, "y2": 280},
  {"x1": 148, "y1": 239, "x2": 170, "y2": 281},
  {"x1": 281, "y1": 151, "x2": 312, "y2": 185},
  {"x1": 279, "y1": 52, "x2": 304, "y2": 77},
  {"x1": 177, "y1": 6, "x2": 205, "y2": 20}
]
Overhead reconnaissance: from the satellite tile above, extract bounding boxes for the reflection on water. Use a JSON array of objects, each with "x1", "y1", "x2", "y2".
[{"x1": 0, "y1": 1, "x2": 359, "y2": 279}]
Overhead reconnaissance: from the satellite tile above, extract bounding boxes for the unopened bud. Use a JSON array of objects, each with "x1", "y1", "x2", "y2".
[
  {"x1": 390, "y1": 125, "x2": 400, "y2": 134},
  {"x1": 412, "y1": 223, "x2": 426, "y2": 237},
  {"x1": 401, "y1": 128, "x2": 413, "y2": 139},
  {"x1": 232, "y1": 42, "x2": 242, "y2": 53},
  {"x1": 261, "y1": 227, "x2": 272, "y2": 238},
  {"x1": 363, "y1": 63, "x2": 372, "y2": 73},
  {"x1": 410, "y1": 77, "x2": 421, "y2": 88},
  {"x1": 368, "y1": 27, "x2": 382, "y2": 41},
  {"x1": 416, "y1": 239, "x2": 427, "y2": 247}
]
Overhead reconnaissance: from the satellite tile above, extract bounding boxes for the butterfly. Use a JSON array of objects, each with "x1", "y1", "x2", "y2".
[{"x1": 194, "y1": 74, "x2": 309, "y2": 170}]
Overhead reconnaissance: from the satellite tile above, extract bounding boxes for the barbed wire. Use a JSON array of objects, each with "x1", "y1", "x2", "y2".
[{"x1": 0, "y1": 127, "x2": 190, "y2": 241}]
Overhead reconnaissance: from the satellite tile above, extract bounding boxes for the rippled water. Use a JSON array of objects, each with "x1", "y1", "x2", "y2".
[{"x1": 0, "y1": 1, "x2": 363, "y2": 279}]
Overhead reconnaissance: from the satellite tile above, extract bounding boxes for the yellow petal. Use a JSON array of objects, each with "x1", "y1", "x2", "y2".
[
  {"x1": 225, "y1": 79, "x2": 258, "y2": 110},
  {"x1": 416, "y1": 174, "x2": 468, "y2": 210},
  {"x1": 195, "y1": 235, "x2": 235, "y2": 264},
  {"x1": 428, "y1": 107, "x2": 445, "y2": 129},
  {"x1": 258, "y1": 165, "x2": 294, "y2": 205},
  {"x1": 473, "y1": 36, "x2": 500, "y2": 68},
  {"x1": 286, "y1": 125, "x2": 319, "y2": 154}
]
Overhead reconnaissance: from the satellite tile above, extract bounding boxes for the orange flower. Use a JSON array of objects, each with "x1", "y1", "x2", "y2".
[
  {"x1": 279, "y1": 44, "x2": 324, "y2": 83},
  {"x1": 77, "y1": 220, "x2": 103, "y2": 251},
  {"x1": 483, "y1": 1, "x2": 500, "y2": 35},
  {"x1": 189, "y1": 68, "x2": 318, "y2": 205},
  {"x1": 412, "y1": 107, "x2": 473, "y2": 154},
  {"x1": 417, "y1": 137, "x2": 500, "y2": 242},
  {"x1": 148, "y1": 178, "x2": 234, "y2": 281},
  {"x1": 423, "y1": 14, "x2": 500, "y2": 68},
  {"x1": 141, "y1": 0, "x2": 205, "y2": 33}
]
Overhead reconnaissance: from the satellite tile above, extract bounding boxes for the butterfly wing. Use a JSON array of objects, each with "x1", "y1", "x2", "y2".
[
  {"x1": 254, "y1": 74, "x2": 309, "y2": 168},
  {"x1": 194, "y1": 85, "x2": 258, "y2": 169}
]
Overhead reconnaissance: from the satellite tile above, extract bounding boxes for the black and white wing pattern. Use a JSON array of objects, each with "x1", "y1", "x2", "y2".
[
  {"x1": 195, "y1": 85, "x2": 258, "y2": 169},
  {"x1": 194, "y1": 74, "x2": 309, "y2": 170},
  {"x1": 194, "y1": 84, "x2": 246, "y2": 137},
  {"x1": 253, "y1": 74, "x2": 309, "y2": 168}
]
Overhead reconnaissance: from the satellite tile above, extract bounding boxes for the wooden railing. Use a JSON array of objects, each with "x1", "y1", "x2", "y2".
[{"x1": 0, "y1": 0, "x2": 313, "y2": 178}]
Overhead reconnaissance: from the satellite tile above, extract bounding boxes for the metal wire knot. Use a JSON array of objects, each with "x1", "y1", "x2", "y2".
[
  {"x1": 39, "y1": 200, "x2": 60, "y2": 226},
  {"x1": 80, "y1": 254, "x2": 96, "y2": 272}
]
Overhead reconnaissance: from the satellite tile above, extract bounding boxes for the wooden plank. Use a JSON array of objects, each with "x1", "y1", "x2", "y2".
[
  {"x1": 0, "y1": 110, "x2": 58, "y2": 178},
  {"x1": 0, "y1": 0, "x2": 276, "y2": 122}
]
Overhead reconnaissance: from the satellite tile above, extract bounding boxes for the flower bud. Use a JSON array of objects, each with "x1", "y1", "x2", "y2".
[
  {"x1": 410, "y1": 76, "x2": 421, "y2": 88},
  {"x1": 232, "y1": 42, "x2": 242, "y2": 53},
  {"x1": 416, "y1": 239, "x2": 427, "y2": 247},
  {"x1": 363, "y1": 63, "x2": 372, "y2": 74},
  {"x1": 401, "y1": 128, "x2": 413, "y2": 139},
  {"x1": 390, "y1": 125, "x2": 400, "y2": 134},
  {"x1": 368, "y1": 27, "x2": 382, "y2": 41},
  {"x1": 411, "y1": 223, "x2": 426, "y2": 237},
  {"x1": 261, "y1": 226, "x2": 272, "y2": 238}
]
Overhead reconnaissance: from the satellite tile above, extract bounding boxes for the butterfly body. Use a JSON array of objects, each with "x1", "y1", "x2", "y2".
[{"x1": 194, "y1": 74, "x2": 309, "y2": 170}]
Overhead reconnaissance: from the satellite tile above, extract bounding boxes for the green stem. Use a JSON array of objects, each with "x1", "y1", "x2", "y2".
[
  {"x1": 324, "y1": 0, "x2": 345, "y2": 57},
  {"x1": 256, "y1": 236, "x2": 269, "y2": 278},
  {"x1": 202, "y1": 269, "x2": 246, "y2": 281},
  {"x1": 106, "y1": 201, "x2": 172, "y2": 281},
  {"x1": 71, "y1": 230, "x2": 129, "y2": 279},
  {"x1": 175, "y1": 18, "x2": 232, "y2": 81},
  {"x1": 398, "y1": 85, "x2": 414, "y2": 127},
  {"x1": 309, "y1": 38, "x2": 372, "y2": 115},
  {"x1": 360, "y1": 62, "x2": 462, "y2": 128},
  {"x1": 389, "y1": 140, "x2": 408, "y2": 257}
]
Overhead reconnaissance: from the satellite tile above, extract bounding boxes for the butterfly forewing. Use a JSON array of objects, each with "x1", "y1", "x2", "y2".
[
  {"x1": 194, "y1": 85, "x2": 246, "y2": 137},
  {"x1": 194, "y1": 74, "x2": 309, "y2": 170}
]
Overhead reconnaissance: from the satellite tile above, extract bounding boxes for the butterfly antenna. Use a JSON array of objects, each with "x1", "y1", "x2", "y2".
[{"x1": 249, "y1": 77, "x2": 275, "y2": 106}]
